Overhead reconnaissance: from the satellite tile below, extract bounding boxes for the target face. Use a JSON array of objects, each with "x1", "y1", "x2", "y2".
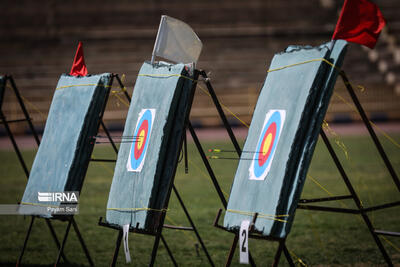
[
  {"x1": 127, "y1": 109, "x2": 156, "y2": 172},
  {"x1": 249, "y1": 110, "x2": 285, "y2": 180}
]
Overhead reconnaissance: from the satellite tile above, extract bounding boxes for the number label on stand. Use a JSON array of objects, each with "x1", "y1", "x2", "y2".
[{"x1": 239, "y1": 220, "x2": 250, "y2": 264}]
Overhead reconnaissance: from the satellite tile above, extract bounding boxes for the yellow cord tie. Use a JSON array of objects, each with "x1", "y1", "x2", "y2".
[
  {"x1": 288, "y1": 249, "x2": 308, "y2": 267},
  {"x1": 56, "y1": 83, "x2": 101, "y2": 90},
  {"x1": 226, "y1": 209, "x2": 289, "y2": 223},
  {"x1": 267, "y1": 57, "x2": 339, "y2": 73},
  {"x1": 55, "y1": 83, "x2": 128, "y2": 91},
  {"x1": 138, "y1": 73, "x2": 195, "y2": 82},
  {"x1": 322, "y1": 120, "x2": 350, "y2": 160},
  {"x1": 111, "y1": 91, "x2": 130, "y2": 108},
  {"x1": 197, "y1": 84, "x2": 250, "y2": 128},
  {"x1": 107, "y1": 207, "x2": 168, "y2": 213},
  {"x1": 19, "y1": 94, "x2": 47, "y2": 120},
  {"x1": 381, "y1": 236, "x2": 400, "y2": 253},
  {"x1": 334, "y1": 92, "x2": 400, "y2": 149},
  {"x1": 111, "y1": 87, "x2": 127, "y2": 94}
]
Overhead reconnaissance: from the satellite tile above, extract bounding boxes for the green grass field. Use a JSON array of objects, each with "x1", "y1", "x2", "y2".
[{"x1": 0, "y1": 134, "x2": 399, "y2": 266}]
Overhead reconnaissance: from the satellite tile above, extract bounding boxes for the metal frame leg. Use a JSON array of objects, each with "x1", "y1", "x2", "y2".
[
  {"x1": 149, "y1": 227, "x2": 163, "y2": 267},
  {"x1": 272, "y1": 240, "x2": 285, "y2": 267},
  {"x1": 224, "y1": 234, "x2": 256, "y2": 267},
  {"x1": 283, "y1": 244, "x2": 294, "y2": 267},
  {"x1": 225, "y1": 234, "x2": 238, "y2": 267},
  {"x1": 16, "y1": 216, "x2": 35, "y2": 266},
  {"x1": 17, "y1": 218, "x2": 69, "y2": 265},
  {"x1": 7, "y1": 76, "x2": 72, "y2": 265},
  {"x1": 161, "y1": 234, "x2": 178, "y2": 267},
  {"x1": 71, "y1": 217, "x2": 94, "y2": 266},
  {"x1": 114, "y1": 74, "x2": 132, "y2": 103},
  {"x1": 100, "y1": 120, "x2": 118, "y2": 154},
  {"x1": 172, "y1": 185, "x2": 214, "y2": 266},
  {"x1": 55, "y1": 218, "x2": 73, "y2": 266},
  {"x1": 188, "y1": 122, "x2": 227, "y2": 208},
  {"x1": 110, "y1": 230, "x2": 123, "y2": 267},
  {"x1": 0, "y1": 110, "x2": 29, "y2": 177},
  {"x1": 320, "y1": 130, "x2": 393, "y2": 266},
  {"x1": 199, "y1": 71, "x2": 242, "y2": 157},
  {"x1": 8, "y1": 75, "x2": 40, "y2": 145},
  {"x1": 45, "y1": 218, "x2": 69, "y2": 264},
  {"x1": 111, "y1": 230, "x2": 123, "y2": 267},
  {"x1": 340, "y1": 72, "x2": 400, "y2": 192}
]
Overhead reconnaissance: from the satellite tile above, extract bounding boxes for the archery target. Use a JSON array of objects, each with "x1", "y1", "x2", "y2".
[
  {"x1": 127, "y1": 109, "x2": 156, "y2": 172},
  {"x1": 249, "y1": 109, "x2": 285, "y2": 180}
]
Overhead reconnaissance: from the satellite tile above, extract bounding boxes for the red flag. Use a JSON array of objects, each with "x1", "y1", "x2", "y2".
[
  {"x1": 70, "y1": 41, "x2": 88, "y2": 76},
  {"x1": 332, "y1": 0, "x2": 386, "y2": 49}
]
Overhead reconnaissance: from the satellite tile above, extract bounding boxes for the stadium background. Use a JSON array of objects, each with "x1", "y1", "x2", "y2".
[{"x1": 0, "y1": 0, "x2": 399, "y2": 132}]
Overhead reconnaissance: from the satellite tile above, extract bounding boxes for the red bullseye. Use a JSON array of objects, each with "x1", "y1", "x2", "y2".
[
  {"x1": 258, "y1": 122, "x2": 277, "y2": 166},
  {"x1": 134, "y1": 120, "x2": 149, "y2": 160}
]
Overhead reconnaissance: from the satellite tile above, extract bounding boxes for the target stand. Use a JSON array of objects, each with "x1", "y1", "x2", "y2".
[
  {"x1": 97, "y1": 65, "x2": 253, "y2": 267},
  {"x1": 212, "y1": 42, "x2": 399, "y2": 266},
  {"x1": 213, "y1": 73, "x2": 400, "y2": 265},
  {"x1": 0, "y1": 75, "x2": 41, "y2": 176},
  {"x1": 296, "y1": 71, "x2": 400, "y2": 267},
  {"x1": 16, "y1": 73, "x2": 130, "y2": 267},
  {"x1": 0, "y1": 75, "x2": 73, "y2": 265}
]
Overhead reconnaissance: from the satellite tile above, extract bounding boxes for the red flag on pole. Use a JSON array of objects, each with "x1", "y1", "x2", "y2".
[
  {"x1": 70, "y1": 41, "x2": 88, "y2": 76},
  {"x1": 332, "y1": 0, "x2": 386, "y2": 49}
]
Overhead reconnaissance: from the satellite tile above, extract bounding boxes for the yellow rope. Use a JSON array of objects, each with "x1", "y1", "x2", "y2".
[
  {"x1": 306, "y1": 174, "x2": 351, "y2": 209},
  {"x1": 138, "y1": 73, "x2": 195, "y2": 82},
  {"x1": 288, "y1": 249, "x2": 308, "y2": 267},
  {"x1": 107, "y1": 207, "x2": 168, "y2": 212},
  {"x1": 370, "y1": 121, "x2": 400, "y2": 149},
  {"x1": 117, "y1": 73, "x2": 128, "y2": 93},
  {"x1": 307, "y1": 174, "x2": 335, "y2": 198},
  {"x1": 197, "y1": 84, "x2": 250, "y2": 128},
  {"x1": 381, "y1": 236, "x2": 400, "y2": 253},
  {"x1": 333, "y1": 92, "x2": 400, "y2": 149},
  {"x1": 111, "y1": 91, "x2": 130, "y2": 108},
  {"x1": 322, "y1": 120, "x2": 350, "y2": 160},
  {"x1": 267, "y1": 58, "x2": 338, "y2": 73},
  {"x1": 55, "y1": 83, "x2": 126, "y2": 91},
  {"x1": 19, "y1": 94, "x2": 48, "y2": 120},
  {"x1": 56, "y1": 83, "x2": 100, "y2": 90},
  {"x1": 226, "y1": 209, "x2": 289, "y2": 223}
]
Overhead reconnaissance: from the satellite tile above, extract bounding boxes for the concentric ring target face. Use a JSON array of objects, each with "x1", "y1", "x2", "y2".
[
  {"x1": 249, "y1": 110, "x2": 286, "y2": 180},
  {"x1": 127, "y1": 109, "x2": 156, "y2": 172}
]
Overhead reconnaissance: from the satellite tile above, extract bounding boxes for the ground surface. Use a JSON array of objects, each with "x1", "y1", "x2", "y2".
[{"x1": 0, "y1": 134, "x2": 399, "y2": 266}]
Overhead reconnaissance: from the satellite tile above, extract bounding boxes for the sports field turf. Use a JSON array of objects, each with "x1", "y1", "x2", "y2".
[{"x1": 0, "y1": 134, "x2": 399, "y2": 266}]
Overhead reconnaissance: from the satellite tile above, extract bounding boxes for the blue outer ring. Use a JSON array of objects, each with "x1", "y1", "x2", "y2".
[
  {"x1": 253, "y1": 111, "x2": 282, "y2": 178},
  {"x1": 130, "y1": 109, "x2": 153, "y2": 170}
]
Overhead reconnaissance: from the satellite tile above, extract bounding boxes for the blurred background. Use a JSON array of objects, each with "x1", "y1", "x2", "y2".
[{"x1": 1, "y1": 0, "x2": 399, "y2": 133}]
